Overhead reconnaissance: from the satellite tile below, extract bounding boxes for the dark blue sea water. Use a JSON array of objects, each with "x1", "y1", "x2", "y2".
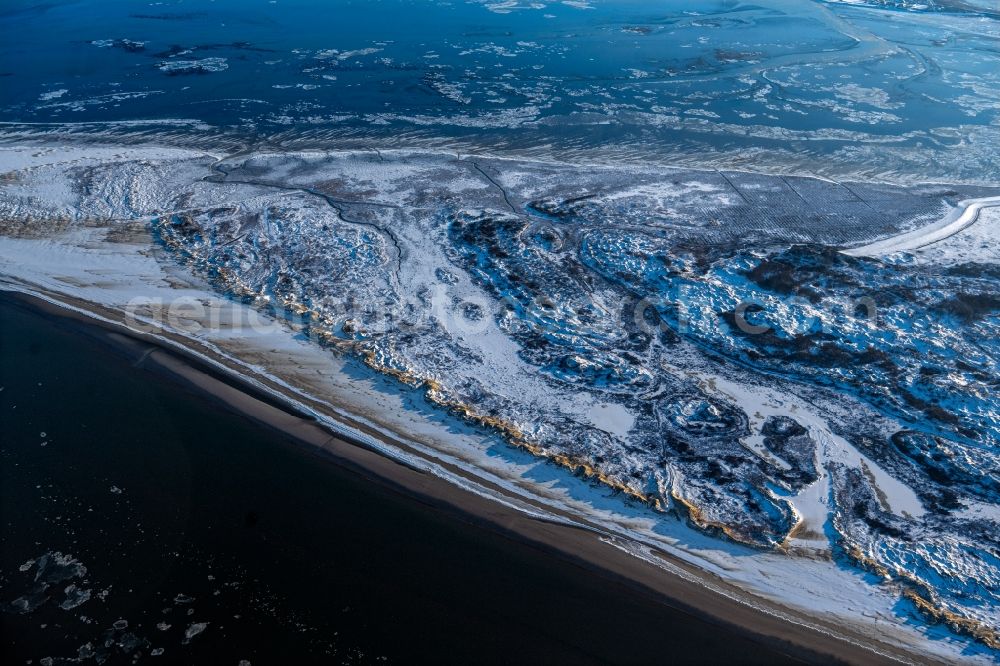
[{"x1": 2, "y1": 0, "x2": 999, "y2": 181}]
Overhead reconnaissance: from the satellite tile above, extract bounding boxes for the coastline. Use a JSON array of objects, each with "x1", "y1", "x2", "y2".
[
  {"x1": 3, "y1": 0, "x2": 1000, "y2": 653},
  {"x1": 0, "y1": 286, "x2": 930, "y2": 665},
  {"x1": 841, "y1": 195, "x2": 1000, "y2": 257}
]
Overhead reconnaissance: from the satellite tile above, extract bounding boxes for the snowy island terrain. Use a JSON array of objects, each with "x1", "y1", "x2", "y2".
[{"x1": 1, "y1": 143, "x2": 998, "y2": 663}]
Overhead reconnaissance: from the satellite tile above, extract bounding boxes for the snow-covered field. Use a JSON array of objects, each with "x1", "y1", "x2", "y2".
[{"x1": 1, "y1": 144, "x2": 998, "y2": 662}]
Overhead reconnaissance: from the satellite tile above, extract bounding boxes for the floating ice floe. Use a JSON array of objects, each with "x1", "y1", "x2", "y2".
[{"x1": 157, "y1": 58, "x2": 229, "y2": 75}]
